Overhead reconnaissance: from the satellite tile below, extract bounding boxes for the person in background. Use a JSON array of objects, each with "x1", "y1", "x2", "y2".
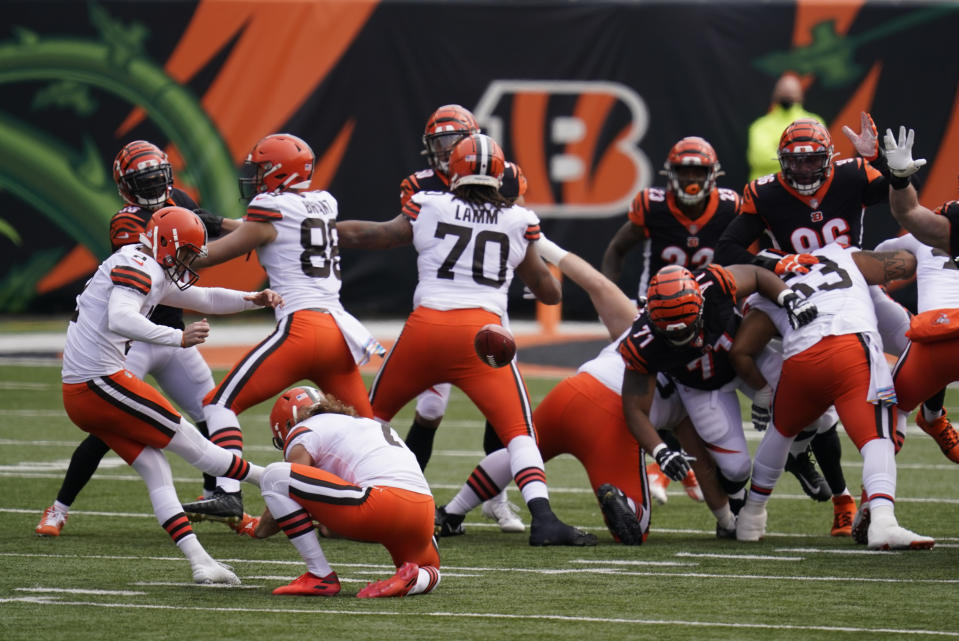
[{"x1": 747, "y1": 72, "x2": 824, "y2": 180}]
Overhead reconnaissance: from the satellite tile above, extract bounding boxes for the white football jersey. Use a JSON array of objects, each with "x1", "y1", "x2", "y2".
[
  {"x1": 62, "y1": 245, "x2": 181, "y2": 382},
  {"x1": 407, "y1": 191, "x2": 540, "y2": 316},
  {"x1": 286, "y1": 413, "x2": 431, "y2": 495},
  {"x1": 875, "y1": 233, "x2": 959, "y2": 313},
  {"x1": 578, "y1": 332, "x2": 627, "y2": 395},
  {"x1": 247, "y1": 190, "x2": 343, "y2": 319},
  {"x1": 777, "y1": 243, "x2": 878, "y2": 358}
]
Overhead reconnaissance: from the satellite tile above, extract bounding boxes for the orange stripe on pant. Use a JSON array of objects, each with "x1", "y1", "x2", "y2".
[
  {"x1": 204, "y1": 310, "x2": 373, "y2": 418},
  {"x1": 62, "y1": 371, "x2": 181, "y2": 464},
  {"x1": 774, "y1": 334, "x2": 896, "y2": 450},
  {"x1": 893, "y1": 337, "x2": 959, "y2": 412},
  {"x1": 371, "y1": 307, "x2": 535, "y2": 444},
  {"x1": 535, "y1": 373, "x2": 649, "y2": 514},
  {"x1": 287, "y1": 463, "x2": 439, "y2": 569}
]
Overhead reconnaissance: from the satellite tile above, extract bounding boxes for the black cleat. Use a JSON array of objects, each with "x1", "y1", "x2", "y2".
[
  {"x1": 181, "y1": 489, "x2": 243, "y2": 524},
  {"x1": 529, "y1": 517, "x2": 598, "y2": 547},
  {"x1": 434, "y1": 506, "x2": 465, "y2": 537},
  {"x1": 785, "y1": 451, "x2": 832, "y2": 502},
  {"x1": 596, "y1": 483, "x2": 644, "y2": 545},
  {"x1": 716, "y1": 521, "x2": 737, "y2": 540}
]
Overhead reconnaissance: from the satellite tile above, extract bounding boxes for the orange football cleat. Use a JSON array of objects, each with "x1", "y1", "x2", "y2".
[
  {"x1": 272, "y1": 571, "x2": 340, "y2": 596},
  {"x1": 356, "y1": 562, "x2": 419, "y2": 598},
  {"x1": 915, "y1": 410, "x2": 959, "y2": 463},
  {"x1": 830, "y1": 494, "x2": 855, "y2": 537},
  {"x1": 35, "y1": 505, "x2": 68, "y2": 537},
  {"x1": 681, "y1": 469, "x2": 704, "y2": 502}
]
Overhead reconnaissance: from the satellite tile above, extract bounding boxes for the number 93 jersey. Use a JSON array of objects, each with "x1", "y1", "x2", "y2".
[
  {"x1": 405, "y1": 191, "x2": 540, "y2": 317},
  {"x1": 246, "y1": 189, "x2": 342, "y2": 319},
  {"x1": 777, "y1": 242, "x2": 878, "y2": 358}
]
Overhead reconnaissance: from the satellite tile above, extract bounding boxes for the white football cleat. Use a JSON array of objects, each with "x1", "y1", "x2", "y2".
[
  {"x1": 481, "y1": 493, "x2": 525, "y2": 533},
  {"x1": 193, "y1": 560, "x2": 241, "y2": 585},
  {"x1": 735, "y1": 501, "x2": 767, "y2": 542},
  {"x1": 867, "y1": 524, "x2": 935, "y2": 551}
]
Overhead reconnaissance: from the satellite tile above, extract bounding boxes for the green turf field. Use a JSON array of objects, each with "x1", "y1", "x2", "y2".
[{"x1": 1, "y1": 362, "x2": 956, "y2": 640}]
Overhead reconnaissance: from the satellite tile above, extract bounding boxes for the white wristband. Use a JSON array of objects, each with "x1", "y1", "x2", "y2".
[
  {"x1": 776, "y1": 289, "x2": 795, "y2": 306},
  {"x1": 651, "y1": 443, "x2": 667, "y2": 458},
  {"x1": 536, "y1": 236, "x2": 569, "y2": 265}
]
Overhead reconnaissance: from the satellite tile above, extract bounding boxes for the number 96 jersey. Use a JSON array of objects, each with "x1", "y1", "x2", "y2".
[
  {"x1": 405, "y1": 190, "x2": 540, "y2": 317},
  {"x1": 246, "y1": 189, "x2": 342, "y2": 319}
]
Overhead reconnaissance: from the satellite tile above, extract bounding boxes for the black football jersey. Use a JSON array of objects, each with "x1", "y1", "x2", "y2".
[
  {"x1": 628, "y1": 186, "x2": 741, "y2": 294},
  {"x1": 400, "y1": 166, "x2": 525, "y2": 206},
  {"x1": 715, "y1": 158, "x2": 886, "y2": 265},
  {"x1": 107, "y1": 188, "x2": 202, "y2": 330},
  {"x1": 617, "y1": 264, "x2": 741, "y2": 390}
]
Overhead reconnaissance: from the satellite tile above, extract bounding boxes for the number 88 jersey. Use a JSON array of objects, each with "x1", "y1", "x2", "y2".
[{"x1": 246, "y1": 189, "x2": 343, "y2": 319}]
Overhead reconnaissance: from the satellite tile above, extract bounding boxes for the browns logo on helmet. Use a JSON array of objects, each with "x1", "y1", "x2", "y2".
[
  {"x1": 777, "y1": 118, "x2": 835, "y2": 195},
  {"x1": 139, "y1": 206, "x2": 208, "y2": 290},
  {"x1": 113, "y1": 140, "x2": 174, "y2": 209},
  {"x1": 661, "y1": 136, "x2": 723, "y2": 206},
  {"x1": 239, "y1": 133, "x2": 314, "y2": 199},
  {"x1": 422, "y1": 104, "x2": 480, "y2": 176},
  {"x1": 646, "y1": 265, "x2": 703, "y2": 345},
  {"x1": 269, "y1": 386, "x2": 325, "y2": 450},
  {"x1": 448, "y1": 134, "x2": 506, "y2": 190}
]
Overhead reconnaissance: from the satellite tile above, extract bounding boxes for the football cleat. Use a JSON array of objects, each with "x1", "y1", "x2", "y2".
[
  {"x1": 181, "y1": 489, "x2": 243, "y2": 524},
  {"x1": 647, "y1": 462, "x2": 670, "y2": 505},
  {"x1": 716, "y1": 518, "x2": 737, "y2": 540},
  {"x1": 529, "y1": 516, "x2": 598, "y2": 547},
  {"x1": 434, "y1": 506, "x2": 465, "y2": 537},
  {"x1": 229, "y1": 512, "x2": 260, "y2": 537},
  {"x1": 356, "y1": 562, "x2": 419, "y2": 598},
  {"x1": 35, "y1": 505, "x2": 68, "y2": 537},
  {"x1": 481, "y1": 495, "x2": 525, "y2": 533},
  {"x1": 830, "y1": 494, "x2": 856, "y2": 537},
  {"x1": 596, "y1": 483, "x2": 645, "y2": 545},
  {"x1": 915, "y1": 409, "x2": 959, "y2": 463},
  {"x1": 851, "y1": 487, "x2": 869, "y2": 545},
  {"x1": 785, "y1": 450, "x2": 832, "y2": 501},
  {"x1": 735, "y1": 500, "x2": 767, "y2": 542},
  {"x1": 272, "y1": 571, "x2": 340, "y2": 596},
  {"x1": 192, "y1": 560, "x2": 240, "y2": 586},
  {"x1": 681, "y1": 469, "x2": 704, "y2": 502},
  {"x1": 867, "y1": 524, "x2": 935, "y2": 551}
]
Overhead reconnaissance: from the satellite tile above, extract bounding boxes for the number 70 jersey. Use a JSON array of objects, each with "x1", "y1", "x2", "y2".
[{"x1": 405, "y1": 190, "x2": 541, "y2": 317}]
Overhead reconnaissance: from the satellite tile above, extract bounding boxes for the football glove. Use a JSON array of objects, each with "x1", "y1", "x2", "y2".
[
  {"x1": 774, "y1": 253, "x2": 819, "y2": 276},
  {"x1": 653, "y1": 444, "x2": 696, "y2": 482},
  {"x1": 753, "y1": 248, "x2": 787, "y2": 272},
  {"x1": 778, "y1": 289, "x2": 818, "y2": 329},
  {"x1": 194, "y1": 208, "x2": 224, "y2": 237},
  {"x1": 841, "y1": 111, "x2": 879, "y2": 161},
  {"x1": 750, "y1": 384, "x2": 774, "y2": 432},
  {"x1": 883, "y1": 126, "x2": 927, "y2": 178}
]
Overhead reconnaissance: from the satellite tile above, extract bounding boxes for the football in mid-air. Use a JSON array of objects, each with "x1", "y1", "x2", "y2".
[{"x1": 474, "y1": 324, "x2": 516, "y2": 368}]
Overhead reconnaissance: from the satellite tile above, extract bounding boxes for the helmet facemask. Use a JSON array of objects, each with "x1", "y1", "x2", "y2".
[
  {"x1": 119, "y1": 165, "x2": 173, "y2": 208},
  {"x1": 779, "y1": 150, "x2": 833, "y2": 195},
  {"x1": 666, "y1": 164, "x2": 715, "y2": 206},
  {"x1": 423, "y1": 131, "x2": 468, "y2": 175}
]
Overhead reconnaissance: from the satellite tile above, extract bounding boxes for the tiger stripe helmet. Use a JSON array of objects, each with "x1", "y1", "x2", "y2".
[
  {"x1": 269, "y1": 386, "x2": 325, "y2": 450},
  {"x1": 448, "y1": 134, "x2": 506, "y2": 190},
  {"x1": 662, "y1": 136, "x2": 722, "y2": 206},
  {"x1": 113, "y1": 140, "x2": 173, "y2": 208},
  {"x1": 422, "y1": 104, "x2": 480, "y2": 176},
  {"x1": 646, "y1": 265, "x2": 703, "y2": 345},
  {"x1": 777, "y1": 118, "x2": 835, "y2": 195}
]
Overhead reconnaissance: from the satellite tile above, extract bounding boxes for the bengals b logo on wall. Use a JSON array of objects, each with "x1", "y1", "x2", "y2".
[{"x1": 474, "y1": 80, "x2": 652, "y2": 219}]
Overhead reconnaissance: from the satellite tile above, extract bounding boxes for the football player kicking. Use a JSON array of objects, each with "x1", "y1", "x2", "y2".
[
  {"x1": 178, "y1": 133, "x2": 384, "y2": 525},
  {"x1": 36, "y1": 140, "x2": 244, "y2": 538},
  {"x1": 731, "y1": 242, "x2": 934, "y2": 550},
  {"x1": 59, "y1": 206, "x2": 281, "y2": 584},
  {"x1": 602, "y1": 136, "x2": 736, "y2": 506},
  {"x1": 247, "y1": 387, "x2": 440, "y2": 598},
  {"x1": 338, "y1": 133, "x2": 596, "y2": 546}
]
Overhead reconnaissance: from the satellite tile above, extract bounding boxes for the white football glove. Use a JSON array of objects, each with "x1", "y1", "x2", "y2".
[
  {"x1": 883, "y1": 126, "x2": 927, "y2": 178},
  {"x1": 841, "y1": 111, "x2": 879, "y2": 161},
  {"x1": 750, "y1": 384, "x2": 773, "y2": 432}
]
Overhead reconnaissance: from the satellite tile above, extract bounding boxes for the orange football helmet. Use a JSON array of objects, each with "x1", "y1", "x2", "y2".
[
  {"x1": 662, "y1": 136, "x2": 722, "y2": 206},
  {"x1": 113, "y1": 140, "x2": 173, "y2": 208},
  {"x1": 269, "y1": 386, "x2": 325, "y2": 450},
  {"x1": 646, "y1": 265, "x2": 703, "y2": 345},
  {"x1": 777, "y1": 119, "x2": 835, "y2": 195},
  {"x1": 500, "y1": 161, "x2": 528, "y2": 202},
  {"x1": 422, "y1": 104, "x2": 480, "y2": 176},
  {"x1": 239, "y1": 133, "x2": 314, "y2": 199},
  {"x1": 448, "y1": 134, "x2": 506, "y2": 190},
  {"x1": 140, "y1": 206, "x2": 208, "y2": 290}
]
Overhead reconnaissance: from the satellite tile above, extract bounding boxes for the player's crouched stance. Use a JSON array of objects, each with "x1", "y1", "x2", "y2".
[
  {"x1": 247, "y1": 387, "x2": 441, "y2": 598},
  {"x1": 59, "y1": 207, "x2": 281, "y2": 585}
]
